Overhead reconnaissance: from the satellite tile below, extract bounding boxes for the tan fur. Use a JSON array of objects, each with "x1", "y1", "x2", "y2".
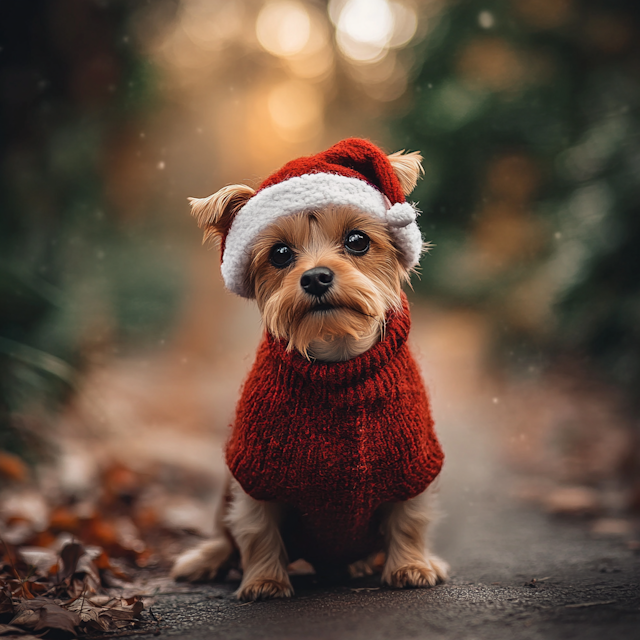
[
  {"x1": 249, "y1": 205, "x2": 408, "y2": 361},
  {"x1": 170, "y1": 536, "x2": 233, "y2": 583},
  {"x1": 380, "y1": 482, "x2": 449, "y2": 588},
  {"x1": 387, "y1": 150, "x2": 424, "y2": 196},
  {"x1": 189, "y1": 184, "x2": 255, "y2": 245},
  {"x1": 173, "y1": 169, "x2": 447, "y2": 599},
  {"x1": 225, "y1": 479, "x2": 293, "y2": 600}
]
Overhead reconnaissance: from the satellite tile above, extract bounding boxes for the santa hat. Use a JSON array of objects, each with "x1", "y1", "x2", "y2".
[{"x1": 220, "y1": 138, "x2": 423, "y2": 298}]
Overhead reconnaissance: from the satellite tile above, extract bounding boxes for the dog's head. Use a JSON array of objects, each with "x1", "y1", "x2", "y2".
[{"x1": 189, "y1": 140, "x2": 425, "y2": 361}]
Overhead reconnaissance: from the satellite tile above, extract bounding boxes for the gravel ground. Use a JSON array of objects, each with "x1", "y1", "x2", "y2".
[
  {"x1": 136, "y1": 511, "x2": 638, "y2": 640},
  {"x1": 129, "y1": 412, "x2": 640, "y2": 640}
]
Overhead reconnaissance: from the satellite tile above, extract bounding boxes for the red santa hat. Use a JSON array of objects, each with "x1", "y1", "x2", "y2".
[{"x1": 220, "y1": 138, "x2": 423, "y2": 298}]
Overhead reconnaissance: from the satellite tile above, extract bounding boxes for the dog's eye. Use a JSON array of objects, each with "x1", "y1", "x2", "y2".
[
  {"x1": 344, "y1": 230, "x2": 370, "y2": 255},
  {"x1": 270, "y1": 244, "x2": 294, "y2": 268}
]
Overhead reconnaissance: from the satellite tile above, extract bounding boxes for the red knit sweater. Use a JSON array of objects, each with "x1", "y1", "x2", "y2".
[{"x1": 226, "y1": 296, "x2": 443, "y2": 566}]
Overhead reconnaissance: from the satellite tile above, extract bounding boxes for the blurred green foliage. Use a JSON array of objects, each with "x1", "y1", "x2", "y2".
[
  {"x1": 2, "y1": 0, "x2": 640, "y2": 467},
  {"x1": 0, "y1": 0, "x2": 183, "y2": 458},
  {"x1": 396, "y1": 0, "x2": 640, "y2": 399}
]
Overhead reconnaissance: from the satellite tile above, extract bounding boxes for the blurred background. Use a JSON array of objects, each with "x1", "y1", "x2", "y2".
[{"x1": 1, "y1": 0, "x2": 639, "y2": 572}]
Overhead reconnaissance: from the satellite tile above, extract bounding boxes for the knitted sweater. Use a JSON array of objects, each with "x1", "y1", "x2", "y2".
[{"x1": 226, "y1": 296, "x2": 443, "y2": 566}]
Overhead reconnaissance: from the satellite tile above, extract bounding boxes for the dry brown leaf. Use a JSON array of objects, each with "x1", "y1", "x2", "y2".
[
  {"x1": 6, "y1": 582, "x2": 33, "y2": 601},
  {"x1": 84, "y1": 595, "x2": 111, "y2": 607},
  {"x1": 48, "y1": 506, "x2": 79, "y2": 534},
  {"x1": 17, "y1": 548, "x2": 57, "y2": 579},
  {"x1": 67, "y1": 595, "x2": 143, "y2": 632},
  {"x1": 0, "y1": 623, "x2": 40, "y2": 639},
  {"x1": 0, "y1": 589, "x2": 13, "y2": 617},
  {"x1": 33, "y1": 602, "x2": 79, "y2": 635},
  {"x1": 68, "y1": 599, "x2": 107, "y2": 631},
  {"x1": 22, "y1": 581, "x2": 46, "y2": 596},
  {"x1": 54, "y1": 542, "x2": 103, "y2": 597},
  {"x1": 59, "y1": 543, "x2": 83, "y2": 580},
  {"x1": 0, "y1": 453, "x2": 28, "y2": 483},
  {"x1": 0, "y1": 624, "x2": 28, "y2": 635},
  {"x1": 9, "y1": 610, "x2": 38, "y2": 628},
  {"x1": 11, "y1": 597, "x2": 80, "y2": 636}
]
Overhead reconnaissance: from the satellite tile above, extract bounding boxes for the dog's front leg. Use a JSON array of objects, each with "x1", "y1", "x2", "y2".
[
  {"x1": 226, "y1": 479, "x2": 293, "y2": 601},
  {"x1": 381, "y1": 485, "x2": 449, "y2": 588}
]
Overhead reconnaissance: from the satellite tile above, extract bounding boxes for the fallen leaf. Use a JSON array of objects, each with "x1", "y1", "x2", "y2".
[
  {"x1": 66, "y1": 595, "x2": 144, "y2": 632},
  {"x1": 48, "y1": 506, "x2": 79, "y2": 534},
  {"x1": 102, "y1": 464, "x2": 139, "y2": 505},
  {"x1": 17, "y1": 548, "x2": 57, "y2": 579},
  {"x1": 26, "y1": 531, "x2": 56, "y2": 550},
  {"x1": 7, "y1": 581, "x2": 33, "y2": 600},
  {"x1": 0, "y1": 589, "x2": 13, "y2": 618},
  {"x1": 59, "y1": 543, "x2": 83, "y2": 580},
  {"x1": 23, "y1": 581, "x2": 46, "y2": 595},
  {"x1": 0, "y1": 623, "x2": 40, "y2": 638},
  {"x1": 0, "y1": 624, "x2": 27, "y2": 635},
  {"x1": 84, "y1": 518, "x2": 118, "y2": 550},
  {"x1": 33, "y1": 602, "x2": 79, "y2": 635},
  {"x1": 93, "y1": 552, "x2": 110, "y2": 571},
  {"x1": 0, "y1": 453, "x2": 28, "y2": 483},
  {"x1": 10, "y1": 610, "x2": 38, "y2": 628},
  {"x1": 84, "y1": 594, "x2": 111, "y2": 607},
  {"x1": 68, "y1": 599, "x2": 107, "y2": 631}
]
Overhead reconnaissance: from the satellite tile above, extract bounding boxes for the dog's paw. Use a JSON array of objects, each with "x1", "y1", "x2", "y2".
[
  {"x1": 382, "y1": 555, "x2": 449, "y2": 589},
  {"x1": 348, "y1": 551, "x2": 385, "y2": 578},
  {"x1": 171, "y1": 538, "x2": 232, "y2": 583},
  {"x1": 348, "y1": 559, "x2": 374, "y2": 579},
  {"x1": 236, "y1": 577, "x2": 294, "y2": 601}
]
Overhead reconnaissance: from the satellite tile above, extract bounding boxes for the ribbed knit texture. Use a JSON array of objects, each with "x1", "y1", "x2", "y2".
[{"x1": 226, "y1": 295, "x2": 444, "y2": 565}]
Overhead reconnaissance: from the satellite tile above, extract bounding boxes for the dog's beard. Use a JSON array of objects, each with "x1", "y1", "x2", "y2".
[
  {"x1": 260, "y1": 271, "x2": 401, "y2": 359},
  {"x1": 288, "y1": 304, "x2": 379, "y2": 358}
]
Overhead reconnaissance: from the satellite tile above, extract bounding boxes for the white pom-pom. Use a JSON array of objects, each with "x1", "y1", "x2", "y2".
[{"x1": 385, "y1": 202, "x2": 417, "y2": 228}]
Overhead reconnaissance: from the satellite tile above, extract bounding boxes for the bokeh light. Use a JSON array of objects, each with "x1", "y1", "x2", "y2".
[
  {"x1": 256, "y1": 1, "x2": 311, "y2": 58},
  {"x1": 181, "y1": 0, "x2": 245, "y2": 51},
  {"x1": 267, "y1": 80, "x2": 324, "y2": 142},
  {"x1": 330, "y1": 0, "x2": 418, "y2": 63},
  {"x1": 387, "y1": 2, "x2": 419, "y2": 48}
]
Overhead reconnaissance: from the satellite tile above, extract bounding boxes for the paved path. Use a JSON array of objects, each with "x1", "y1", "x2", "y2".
[{"x1": 134, "y1": 412, "x2": 640, "y2": 639}]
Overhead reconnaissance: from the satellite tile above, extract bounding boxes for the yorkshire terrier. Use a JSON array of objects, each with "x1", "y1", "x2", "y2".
[{"x1": 171, "y1": 138, "x2": 447, "y2": 600}]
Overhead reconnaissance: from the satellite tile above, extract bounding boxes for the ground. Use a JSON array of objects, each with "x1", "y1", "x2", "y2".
[{"x1": 133, "y1": 396, "x2": 640, "y2": 640}]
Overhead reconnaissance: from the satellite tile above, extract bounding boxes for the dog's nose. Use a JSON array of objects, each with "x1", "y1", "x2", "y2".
[{"x1": 300, "y1": 267, "x2": 334, "y2": 297}]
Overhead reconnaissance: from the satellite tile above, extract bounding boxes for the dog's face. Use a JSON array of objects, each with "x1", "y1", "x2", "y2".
[
  {"x1": 189, "y1": 150, "x2": 423, "y2": 360},
  {"x1": 247, "y1": 205, "x2": 409, "y2": 359}
]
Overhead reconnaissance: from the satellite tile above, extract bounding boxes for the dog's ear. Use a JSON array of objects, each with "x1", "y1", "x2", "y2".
[
  {"x1": 387, "y1": 150, "x2": 424, "y2": 196},
  {"x1": 189, "y1": 184, "x2": 255, "y2": 245}
]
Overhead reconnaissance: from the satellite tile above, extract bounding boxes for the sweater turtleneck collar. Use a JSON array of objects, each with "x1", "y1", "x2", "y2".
[{"x1": 265, "y1": 292, "x2": 412, "y2": 387}]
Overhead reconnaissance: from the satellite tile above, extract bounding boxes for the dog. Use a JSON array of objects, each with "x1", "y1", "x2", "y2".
[{"x1": 171, "y1": 138, "x2": 448, "y2": 601}]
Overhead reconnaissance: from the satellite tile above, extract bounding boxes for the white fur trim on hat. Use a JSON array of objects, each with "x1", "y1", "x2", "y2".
[{"x1": 221, "y1": 172, "x2": 423, "y2": 297}]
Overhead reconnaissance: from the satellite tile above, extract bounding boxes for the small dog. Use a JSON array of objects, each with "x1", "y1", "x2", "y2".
[{"x1": 171, "y1": 139, "x2": 447, "y2": 600}]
